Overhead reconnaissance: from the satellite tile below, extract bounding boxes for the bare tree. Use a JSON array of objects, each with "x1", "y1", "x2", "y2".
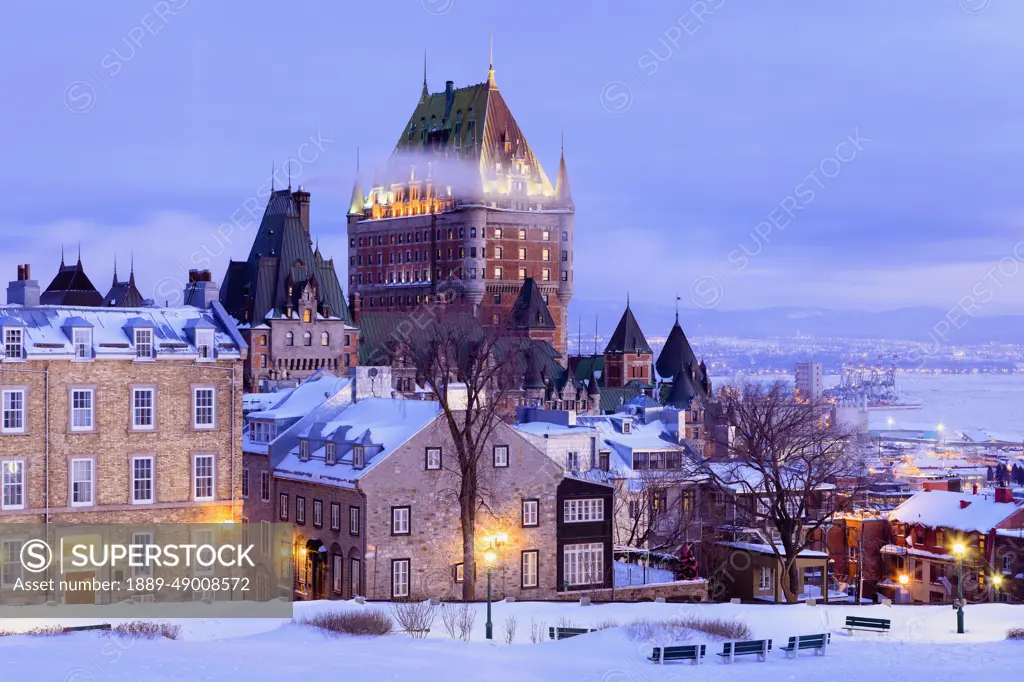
[
  {"x1": 388, "y1": 307, "x2": 524, "y2": 600},
  {"x1": 612, "y1": 470, "x2": 701, "y2": 554},
  {"x1": 695, "y1": 380, "x2": 869, "y2": 603}
]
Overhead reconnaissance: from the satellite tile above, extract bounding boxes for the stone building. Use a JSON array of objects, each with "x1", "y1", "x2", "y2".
[
  {"x1": 220, "y1": 187, "x2": 358, "y2": 391},
  {"x1": 0, "y1": 264, "x2": 246, "y2": 528},
  {"x1": 346, "y1": 59, "x2": 575, "y2": 356}
]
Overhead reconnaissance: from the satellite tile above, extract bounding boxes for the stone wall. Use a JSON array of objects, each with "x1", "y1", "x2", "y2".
[{"x1": 557, "y1": 579, "x2": 708, "y2": 603}]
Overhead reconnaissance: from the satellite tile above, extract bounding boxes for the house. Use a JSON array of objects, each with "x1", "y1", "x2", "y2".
[
  {"x1": 711, "y1": 540, "x2": 831, "y2": 602},
  {"x1": 880, "y1": 485, "x2": 1024, "y2": 603}
]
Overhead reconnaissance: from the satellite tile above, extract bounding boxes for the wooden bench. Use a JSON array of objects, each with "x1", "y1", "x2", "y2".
[
  {"x1": 781, "y1": 633, "x2": 830, "y2": 658},
  {"x1": 648, "y1": 644, "x2": 706, "y2": 665},
  {"x1": 717, "y1": 639, "x2": 772, "y2": 663},
  {"x1": 63, "y1": 624, "x2": 111, "y2": 633},
  {"x1": 548, "y1": 626, "x2": 595, "y2": 640},
  {"x1": 842, "y1": 616, "x2": 890, "y2": 635}
]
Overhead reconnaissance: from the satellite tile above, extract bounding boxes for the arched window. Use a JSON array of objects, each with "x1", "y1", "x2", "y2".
[
  {"x1": 303, "y1": 309, "x2": 312, "y2": 323},
  {"x1": 303, "y1": 332, "x2": 312, "y2": 346},
  {"x1": 285, "y1": 332, "x2": 294, "y2": 346},
  {"x1": 320, "y1": 332, "x2": 329, "y2": 346}
]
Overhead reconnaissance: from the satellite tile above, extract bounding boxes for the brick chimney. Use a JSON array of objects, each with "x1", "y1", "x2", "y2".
[
  {"x1": 995, "y1": 486, "x2": 1014, "y2": 504},
  {"x1": 7, "y1": 263, "x2": 40, "y2": 306},
  {"x1": 184, "y1": 269, "x2": 220, "y2": 309},
  {"x1": 293, "y1": 185, "x2": 311, "y2": 232},
  {"x1": 923, "y1": 480, "x2": 948, "y2": 492},
  {"x1": 349, "y1": 291, "x2": 361, "y2": 325}
]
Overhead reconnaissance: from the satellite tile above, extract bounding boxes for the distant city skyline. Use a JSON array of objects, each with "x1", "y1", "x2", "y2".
[{"x1": 2, "y1": 1, "x2": 1024, "y2": 316}]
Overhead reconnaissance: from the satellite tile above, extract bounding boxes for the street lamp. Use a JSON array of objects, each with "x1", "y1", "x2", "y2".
[
  {"x1": 992, "y1": 573, "x2": 1003, "y2": 603},
  {"x1": 484, "y1": 549, "x2": 497, "y2": 640},
  {"x1": 897, "y1": 573, "x2": 909, "y2": 603},
  {"x1": 952, "y1": 543, "x2": 966, "y2": 634}
]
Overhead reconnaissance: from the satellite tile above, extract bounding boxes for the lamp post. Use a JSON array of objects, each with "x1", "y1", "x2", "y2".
[
  {"x1": 992, "y1": 573, "x2": 1003, "y2": 603},
  {"x1": 897, "y1": 573, "x2": 909, "y2": 604},
  {"x1": 953, "y1": 543, "x2": 965, "y2": 634},
  {"x1": 484, "y1": 549, "x2": 497, "y2": 640}
]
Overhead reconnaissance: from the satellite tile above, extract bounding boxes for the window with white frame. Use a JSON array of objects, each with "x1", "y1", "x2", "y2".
[
  {"x1": 0, "y1": 539, "x2": 23, "y2": 588},
  {"x1": 299, "y1": 440, "x2": 310, "y2": 461},
  {"x1": 758, "y1": 566, "x2": 774, "y2": 591},
  {"x1": 333, "y1": 554, "x2": 343, "y2": 593},
  {"x1": 522, "y1": 499, "x2": 538, "y2": 527},
  {"x1": 493, "y1": 445, "x2": 509, "y2": 468},
  {"x1": 350, "y1": 558, "x2": 361, "y2": 597},
  {"x1": 566, "y1": 451, "x2": 580, "y2": 471},
  {"x1": 563, "y1": 543, "x2": 603, "y2": 586},
  {"x1": 193, "y1": 388, "x2": 215, "y2": 428},
  {"x1": 3, "y1": 328, "x2": 22, "y2": 359},
  {"x1": 131, "y1": 387, "x2": 155, "y2": 430},
  {"x1": 331, "y1": 502, "x2": 341, "y2": 531},
  {"x1": 132, "y1": 456, "x2": 154, "y2": 504},
  {"x1": 349, "y1": 506, "x2": 360, "y2": 535},
  {"x1": 196, "y1": 330, "x2": 214, "y2": 360},
  {"x1": 564, "y1": 498, "x2": 604, "y2": 523},
  {"x1": 313, "y1": 499, "x2": 323, "y2": 528},
  {"x1": 70, "y1": 388, "x2": 94, "y2": 431},
  {"x1": 1003, "y1": 554, "x2": 1012, "y2": 573},
  {"x1": 425, "y1": 447, "x2": 441, "y2": 470},
  {"x1": 70, "y1": 458, "x2": 94, "y2": 506},
  {"x1": 279, "y1": 493, "x2": 289, "y2": 520},
  {"x1": 521, "y1": 550, "x2": 539, "y2": 588},
  {"x1": 296, "y1": 496, "x2": 306, "y2": 524},
  {"x1": 260, "y1": 472, "x2": 270, "y2": 502},
  {"x1": 392, "y1": 559, "x2": 410, "y2": 598},
  {"x1": 1, "y1": 389, "x2": 23, "y2": 434},
  {"x1": 454, "y1": 563, "x2": 465, "y2": 583},
  {"x1": 193, "y1": 454, "x2": 214, "y2": 501},
  {"x1": 2, "y1": 460, "x2": 24, "y2": 510},
  {"x1": 392, "y1": 506, "x2": 410, "y2": 535},
  {"x1": 132, "y1": 532, "x2": 154, "y2": 579},
  {"x1": 72, "y1": 328, "x2": 92, "y2": 359},
  {"x1": 134, "y1": 328, "x2": 153, "y2": 359},
  {"x1": 250, "y1": 420, "x2": 275, "y2": 444},
  {"x1": 325, "y1": 442, "x2": 336, "y2": 465}
]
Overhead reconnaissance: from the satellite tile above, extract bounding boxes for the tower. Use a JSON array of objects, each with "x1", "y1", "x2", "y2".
[{"x1": 602, "y1": 299, "x2": 653, "y2": 389}]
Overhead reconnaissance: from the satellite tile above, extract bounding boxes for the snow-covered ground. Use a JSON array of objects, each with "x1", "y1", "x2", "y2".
[{"x1": 3, "y1": 600, "x2": 1022, "y2": 681}]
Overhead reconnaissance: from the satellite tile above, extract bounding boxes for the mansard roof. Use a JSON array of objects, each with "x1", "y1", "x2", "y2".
[{"x1": 604, "y1": 302, "x2": 652, "y2": 355}]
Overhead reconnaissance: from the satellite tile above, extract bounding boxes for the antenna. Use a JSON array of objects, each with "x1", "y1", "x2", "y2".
[
  {"x1": 594, "y1": 315, "x2": 599, "y2": 356},
  {"x1": 271, "y1": 159, "x2": 275, "y2": 191}
]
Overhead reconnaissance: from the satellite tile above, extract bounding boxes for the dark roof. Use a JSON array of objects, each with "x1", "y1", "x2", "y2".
[
  {"x1": 103, "y1": 267, "x2": 144, "y2": 308},
  {"x1": 599, "y1": 387, "x2": 644, "y2": 414},
  {"x1": 586, "y1": 369, "x2": 600, "y2": 396},
  {"x1": 665, "y1": 369, "x2": 697, "y2": 409},
  {"x1": 656, "y1": 316, "x2": 699, "y2": 380},
  {"x1": 604, "y1": 303, "x2": 652, "y2": 355},
  {"x1": 220, "y1": 189, "x2": 350, "y2": 324},
  {"x1": 510, "y1": 278, "x2": 555, "y2": 330},
  {"x1": 41, "y1": 257, "x2": 102, "y2": 307},
  {"x1": 570, "y1": 355, "x2": 604, "y2": 385}
]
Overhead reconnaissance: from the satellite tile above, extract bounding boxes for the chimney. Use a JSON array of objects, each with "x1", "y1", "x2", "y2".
[
  {"x1": 349, "y1": 291, "x2": 361, "y2": 325},
  {"x1": 293, "y1": 185, "x2": 311, "y2": 232},
  {"x1": 923, "y1": 480, "x2": 948, "y2": 492},
  {"x1": 7, "y1": 263, "x2": 40, "y2": 307},
  {"x1": 184, "y1": 269, "x2": 220, "y2": 309},
  {"x1": 973, "y1": 483, "x2": 979, "y2": 495},
  {"x1": 960, "y1": 499, "x2": 972, "y2": 510},
  {"x1": 444, "y1": 80, "x2": 455, "y2": 117},
  {"x1": 995, "y1": 486, "x2": 1014, "y2": 504}
]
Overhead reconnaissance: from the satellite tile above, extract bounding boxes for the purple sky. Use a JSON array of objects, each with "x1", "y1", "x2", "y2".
[{"x1": 2, "y1": 0, "x2": 1024, "y2": 315}]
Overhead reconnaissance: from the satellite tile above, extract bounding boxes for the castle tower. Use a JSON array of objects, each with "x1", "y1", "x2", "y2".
[{"x1": 602, "y1": 299, "x2": 653, "y2": 389}]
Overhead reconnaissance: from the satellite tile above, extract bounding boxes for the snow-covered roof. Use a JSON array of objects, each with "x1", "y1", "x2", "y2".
[
  {"x1": 243, "y1": 389, "x2": 294, "y2": 413},
  {"x1": 248, "y1": 370, "x2": 352, "y2": 420},
  {"x1": 0, "y1": 303, "x2": 243, "y2": 360},
  {"x1": 513, "y1": 422, "x2": 595, "y2": 437},
  {"x1": 717, "y1": 541, "x2": 829, "y2": 558},
  {"x1": 889, "y1": 490, "x2": 1024, "y2": 533},
  {"x1": 702, "y1": 461, "x2": 837, "y2": 494}
]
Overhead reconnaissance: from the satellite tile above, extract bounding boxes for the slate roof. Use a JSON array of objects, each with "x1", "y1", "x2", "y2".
[
  {"x1": 510, "y1": 277, "x2": 555, "y2": 330},
  {"x1": 41, "y1": 257, "x2": 102, "y2": 307},
  {"x1": 103, "y1": 267, "x2": 144, "y2": 308},
  {"x1": 220, "y1": 188, "x2": 350, "y2": 325},
  {"x1": 604, "y1": 303, "x2": 652, "y2": 355}
]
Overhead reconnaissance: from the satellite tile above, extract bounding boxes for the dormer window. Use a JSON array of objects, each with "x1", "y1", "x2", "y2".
[
  {"x1": 72, "y1": 328, "x2": 92, "y2": 359},
  {"x1": 134, "y1": 328, "x2": 153, "y2": 359},
  {"x1": 325, "y1": 442, "x2": 336, "y2": 465},
  {"x1": 3, "y1": 327, "x2": 23, "y2": 360},
  {"x1": 353, "y1": 445, "x2": 365, "y2": 470},
  {"x1": 196, "y1": 330, "x2": 214, "y2": 360},
  {"x1": 299, "y1": 439, "x2": 310, "y2": 461}
]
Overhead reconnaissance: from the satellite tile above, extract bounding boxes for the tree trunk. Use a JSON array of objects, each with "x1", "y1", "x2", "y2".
[{"x1": 460, "y1": 475, "x2": 477, "y2": 601}]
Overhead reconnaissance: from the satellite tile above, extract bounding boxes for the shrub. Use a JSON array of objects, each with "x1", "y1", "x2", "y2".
[
  {"x1": 503, "y1": 614, "x2": 518, "y2": 644},
  {"x1": 299, "y1": 610, "x2": 393, "y2": 637},
  {"x1": 0, "y1": 626, "x2": 65, "y2": 637},
  {"x1": 530, "y1": 617, "x2": 546, "y2": 644},
  {"x1": 107, "y1": 622, "x2": 181, "y2": 641},
  {"x1": 625, "y1": 616, "x2": 750, "y2": 643},
  {"x1": 390, "y1": 600, "x2": 439, "y2": 638},
  {"x1": 1007, "y1": 627, "x2": 1024, "y2": 640},
  {"x1": 594, "y1": 620, "x2": 619, "y2": 631},
  {"x1": 457, "y1": 604, "x2": 476, "y2": 642}
]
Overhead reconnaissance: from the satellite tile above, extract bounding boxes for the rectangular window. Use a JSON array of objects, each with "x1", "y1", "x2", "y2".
[
  {"x1": 392, "y1": 506, "x2": 410, "y2": 535},
  {"x1": 70, "y1": 458, "x2": 94, "y2": 507},
  {"x1": 566, "y1": 451, "x2": 580, "y2": 471},
  {"x1": 518, "y1": 229, "x2": 526, "y2": 239},
  {"x1": 132, "y1": 455, "x2": 154, "y2": 504},
  {"x1": 425, "y1": 447, "x2": 441, "y2": 470},
  {"x1": 132, "y1": 388, "x2": 155, "y2": 430},
  {"x1": 70, "y1": 388, "x2": 94, "y2": 431},
  {"x1": 296, "y1": 496, "x2": 306, "y2": 525},
  {"x1": 758, "y1": 566, "x2": 774, "y2": 591},
  {"x1": 73, "y1": 328, "x2": 92, "y2": 359},
  {"x1": 193, "y1": 388, "x2": 215, "y2": 428},
  {"x1": 349, "y1": 506, "x2": 361, "y2": 535},
  {"x1": 313, "y1": 499, "x2": 323, "y2": 528},
  {"x1": 563, "y1": 543, "x2": 603, "y2": 586},
  {"x1": 2, "y1": 390, "x2": 24, "y2": 433},
  {"x1": 241, "y1": 464, "x2": 249, "y2": 499},
  {"x1": 542, "y1": 248, "x2": 550, "y2": 261},
  {"x1": 351, "y1": 558, "x2": 361, "y2": 597},
  {"x1": 1, "y1": 539, "x2": 24, "y2": 588},
  {"x1": 522, "y1": 550, "x2": 539, "y2": 588},
  {"x1": 493, "y1": 445, "x2": 509, "y2": 468},
  {"x1": 333, "y1": 554, "x2": 343, "y2": 594},
  {"x1": 392, "y1": 559, "x2": 410, "y2": 598},
  {"x1": 542, "y1": 268, "x2": 551, "y2": 281},
  {"x1": 454, "y1": 563, "x2": 465, "y2": 583},
  {"x1": 132, "y1": 532, "x2": 155, "y2": 579},
  {"x1": 325, "y1": 442, "x2": 336, "y2": 465},
  {"x1": 196, "y1": 330, "x2": 214, "y2": 360},
  {"x1": 134, "y1": 328, "x2": 153, "y2": 359},
  {"x1": 522, "y1": 499, "x2": 539, "y2": 527},
  {"x1": 330, "y1": 502, "x2": 341, "y2": 531},
  {"x1": 493, "y1": 266, "x2": 503, "y2": 280},
  {"x1": 564, "y1": 498, "x2": 604, "y2": 523},
  {"x1": 279, "y1": 493, "x2": 289, "y2": 521},
  {"x1": 3, "y1": 328, "x2": 22, "y2": 359},
  {"x1": 518, "y1": 247, "x2": 527, "y2": 260},
  {"x1": 193, "y1": 454, "x2": 214, "y2": 501},
  {"x1": 299, "y1": 440, "x2": 310, "y2": 461},
  {"x1": 260, "y1": 472, "x2": 270, "y2": 502},
  {"x1": 2, "y1": 460, "x2": 25, "y2": 510},
  {"x1": 518, "y1": 268, "x2": 526, "y2": 281}
]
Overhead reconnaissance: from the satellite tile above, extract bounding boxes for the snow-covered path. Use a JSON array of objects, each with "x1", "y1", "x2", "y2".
[{"x1": 2, "y1": 601, "x2": 1021, "y2": 681}]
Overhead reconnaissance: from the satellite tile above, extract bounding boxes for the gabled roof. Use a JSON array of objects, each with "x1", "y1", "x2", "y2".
[
  {"x1": 889, "y1": 490, "x2": 1024, "y2": 533},
  {"x1": 604, "y1": 303, "x2": 651, "y2": 355},
  {"x1": 41, "y1": 257, "x2": 102, "y2": 307},
  {"x1": 510, "y1": 277, "x2": 555, "y2": 330}
]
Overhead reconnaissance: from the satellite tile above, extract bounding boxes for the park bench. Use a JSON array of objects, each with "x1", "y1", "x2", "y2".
[
  {"x1": 781, "y1": 633, "x2": 830, "y2": 658},
  {"x1": 717, "y1": 638, "x2": 772, "y2": 663},
  {"x1": 842, "y1": 616, "x2": 890, "y2": 635},
  {"x1": 548, "y1": 626, "x2": 594, "y2": 640},
  {"x1": 63, "y1": 624, "x2": 111, "y2": 633},
  {"x1": 648, "y1": 644, "x2": 706, "y2": 665}
]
